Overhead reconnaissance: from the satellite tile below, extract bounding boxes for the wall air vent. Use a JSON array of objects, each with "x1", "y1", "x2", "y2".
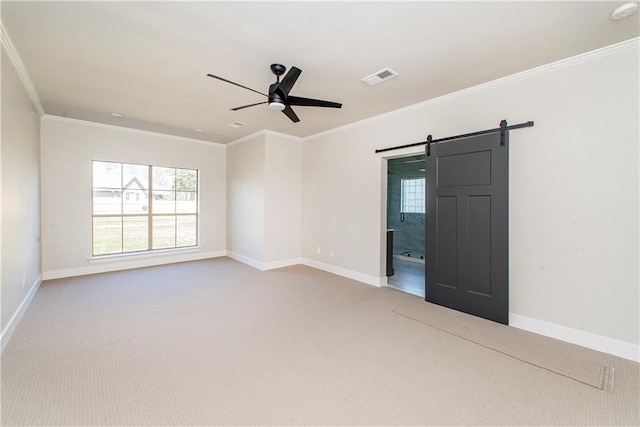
[
  {"x1": 228, "y1": 121, "x2": 246, "y2": 128},
  {"x1": 361, "y1": 67, "x2": 399, "y2": 86}
]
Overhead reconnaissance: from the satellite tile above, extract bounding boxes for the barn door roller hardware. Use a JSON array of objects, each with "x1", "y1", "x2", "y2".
[{"x1": 375, "y1": 120, "x2": 534, "y2": 154}]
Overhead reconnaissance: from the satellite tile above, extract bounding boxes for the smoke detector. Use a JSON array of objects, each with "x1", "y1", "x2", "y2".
[{"x1": 361, "y1": 67, "x2": 399, "y2": 86}]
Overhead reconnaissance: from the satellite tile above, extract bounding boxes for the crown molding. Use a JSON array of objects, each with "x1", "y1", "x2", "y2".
[
  {"x1": 303, "y1": 37, "x2": 640, "y2": 142},
  {"x1": 263, "y1": 129, "x2": 303, "y2": 142},
  {"x1": 1, "y1": 23, "x2": 45, "y2": 117},
  {"x1": 3, "y1": 22, "x2": 635, "y2": 148},
  {"x1": 227, "y1": 129, "x2": 267, "y2": 147},
  {"x1": 42, "y1": 115, "x2": 226, "y2": 147},
  {"x1": 228, "y1": 129, "x2": 304, "y2": 147}
]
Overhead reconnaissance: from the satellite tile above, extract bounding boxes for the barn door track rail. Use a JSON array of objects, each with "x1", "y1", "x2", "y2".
[{"x1": 374, "y1": 120, "x2": 534, "y2": 154}]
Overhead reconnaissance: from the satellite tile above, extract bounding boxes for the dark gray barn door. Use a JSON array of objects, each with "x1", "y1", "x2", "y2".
[{"x1": 425, "y1": 131, "x2": 508, "y2": 324}]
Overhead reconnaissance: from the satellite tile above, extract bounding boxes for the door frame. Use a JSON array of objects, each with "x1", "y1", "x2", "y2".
[{"x1": 379, "y1": 149, "x2": 427, "y2": 288}]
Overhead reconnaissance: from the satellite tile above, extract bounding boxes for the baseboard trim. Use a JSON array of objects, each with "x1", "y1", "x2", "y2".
[
  {"x1": 226, "y1": 251, "x2": 264, "y2": 270},
  {"x1": 263, "y1": 257, "x2": 302, "y2": 271},
  {"x1": 43, "y1": 250, "x2": 226, "y2": 280},
  {"x1": 509, "y1": 313, "x2": 639, "y2": 362},
  {"x1": 226, "y1": 254, "x2": 386, "y2": 286},
  {"x1": 301, "y1": 258, "x2": 383, "y2": 287},
  {"x1": 226, "y1": 252, "x2": 302, "y2": 271},
  {"x1": 1, "y1": 274, "x2": 43, "y2": 354}
]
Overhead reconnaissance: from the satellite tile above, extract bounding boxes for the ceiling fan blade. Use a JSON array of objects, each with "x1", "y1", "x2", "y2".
[
  {"x1": 206, "y1": 73, "x2": 268, "y2": 97},
  {"x1": 276, "y1": 66, "x2": 301, "y2": 96},
  {"x1": 282, "y1": 105, "x2": 300, "y2": 123},
  {"x1": 287, "y1": 96, "x2": 342, "y2": 109},
  {"x1": 231, "y1": 101, "x2": 268, "y2": 111}
]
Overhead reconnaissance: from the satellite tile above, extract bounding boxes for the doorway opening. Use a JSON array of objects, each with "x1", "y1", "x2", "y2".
[
  {"x1": 379, "y1": 120, "x2": 525, "y2": 323},
  {"x1": 386, "y1": 154, "x2": 425, "y2": 298}
]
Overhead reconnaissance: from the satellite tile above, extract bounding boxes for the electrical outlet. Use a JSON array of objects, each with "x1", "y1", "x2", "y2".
[
  {"x1": 316, "y1": 247, "x2": 321, "y2": 255},
  {"x1": 330, "y1": 250, "x2": 335, "y2": 258},
  {"x1": 22, "y1": 275, "x2": 26, "y2": 287}
]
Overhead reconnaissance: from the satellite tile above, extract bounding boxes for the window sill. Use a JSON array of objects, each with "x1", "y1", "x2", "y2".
[{"x1": 88, "y1": 246, "x2": 203, "y2": 263}]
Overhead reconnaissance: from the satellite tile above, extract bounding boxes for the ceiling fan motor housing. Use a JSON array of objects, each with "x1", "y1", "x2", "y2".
[{"x1": 268, "y1": 83, "x2": 286, "y2": 110}]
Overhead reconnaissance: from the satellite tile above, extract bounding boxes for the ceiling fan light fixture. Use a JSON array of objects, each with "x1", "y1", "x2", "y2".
[{"x1": 269, "y1": 101, "x2": 286, "y2": 111}]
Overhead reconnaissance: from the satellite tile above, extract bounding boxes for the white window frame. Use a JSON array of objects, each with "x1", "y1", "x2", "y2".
[{"x1": 92, "y1": 161, "x2": 199, "y2": 256}]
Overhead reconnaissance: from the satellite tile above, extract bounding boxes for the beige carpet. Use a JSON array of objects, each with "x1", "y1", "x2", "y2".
[
  {"x1": 1, "y1": 257, "x2": 638, "y2": 426},
  {"x1": 392, "y1": 306, "x2": 615, "y2": 391}
]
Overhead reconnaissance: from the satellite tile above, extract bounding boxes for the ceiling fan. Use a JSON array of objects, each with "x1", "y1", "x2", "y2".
[{"x1": 207, "y1": 64, "x2": 342, "y2": 123}]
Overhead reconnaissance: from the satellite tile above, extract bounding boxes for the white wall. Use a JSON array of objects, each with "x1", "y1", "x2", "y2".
[
  {"x1": 302, "y1": 128, "x2": 386, "y2": 281},
  {"x1": 226, "y1": 133, "x2": 266, "y2": 264},
  {"x1": 302, "y1": 42, "x2": 639, "y2": 354},
  {"x1": 1, "y1": 49, "x2": 42, "y2": 345},
  {"x1": 264, "y1": 132, "x2": 302, "y2": 265},
  {"x1": 40, "y1": 116, "x2": 227, "y2": 278},
  {"x1": 226, "y1": 131, "x2": 302, "y2": 269}
]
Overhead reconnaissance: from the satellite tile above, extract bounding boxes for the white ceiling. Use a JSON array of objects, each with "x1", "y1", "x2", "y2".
[{"x1": 2, "y1": 1, "x2": 638, "y2": 144}]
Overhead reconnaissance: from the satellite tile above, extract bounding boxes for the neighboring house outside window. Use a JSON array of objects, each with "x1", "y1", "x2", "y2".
[{"x1": 92, "y1": 161, "x2": 198, "y2": 256}]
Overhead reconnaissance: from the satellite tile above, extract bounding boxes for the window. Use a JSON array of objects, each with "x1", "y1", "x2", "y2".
[
  {"x1": 92, "y1": 161, "x2": 198, "y2": 256},
  {"x1": 401, "y1": 178, "x2": 425, "y2": 213}
]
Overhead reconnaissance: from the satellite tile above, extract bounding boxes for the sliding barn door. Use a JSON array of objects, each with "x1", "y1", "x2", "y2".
[{"x1": 425, "y1": 131, "x2": 508, "y2": 324}]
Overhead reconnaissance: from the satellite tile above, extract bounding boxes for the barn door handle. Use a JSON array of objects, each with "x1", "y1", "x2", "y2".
[{"x1": 400, "y1": 212, "x2": 405, "y2": 223}]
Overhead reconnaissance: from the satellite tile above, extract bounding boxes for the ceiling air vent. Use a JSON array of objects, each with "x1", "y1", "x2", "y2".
[
  {"x1": 361, "y1": 67, "x2": 399, "y2": 86},
  {"x1": 228, "y1": 121, "x2": 246, "y2": 128}
]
